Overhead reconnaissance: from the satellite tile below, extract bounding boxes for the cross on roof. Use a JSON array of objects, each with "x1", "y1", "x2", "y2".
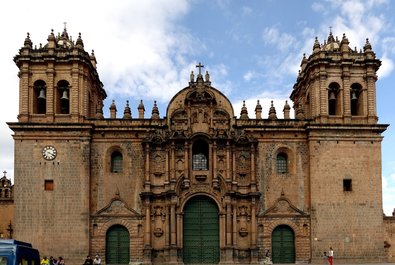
[
  {"x1": 2, "y1": 170, "x2": 6, "y2": 177},
  {"x1": 196, "y1": 62, "x2": 204, "y2": 75}
]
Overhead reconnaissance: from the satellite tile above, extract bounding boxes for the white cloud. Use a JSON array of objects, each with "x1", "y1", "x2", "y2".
[
  {"x1": 377, "y1": 55, "x2": 394, "y2": 79},
  {"x1": 262, "y1": 27, "x2": 297, "y2": 52}
]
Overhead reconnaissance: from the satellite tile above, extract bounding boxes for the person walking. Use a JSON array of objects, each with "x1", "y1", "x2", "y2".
[{"x1": 328, "y1": 247, "x2": 334, "y2": 265}]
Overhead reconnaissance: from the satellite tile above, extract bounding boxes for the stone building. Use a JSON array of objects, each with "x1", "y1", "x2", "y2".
[
  {"x1": 8, "y1": 27, "x2": 394, "y2": 264},
  {"x1": 0, "y1": 171, "x2": 14, "y2": 239}
]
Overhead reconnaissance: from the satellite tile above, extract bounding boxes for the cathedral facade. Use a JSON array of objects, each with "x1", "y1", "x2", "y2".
[{"x1": 8, "y1": 28, "x2": 394, "y2": 264}]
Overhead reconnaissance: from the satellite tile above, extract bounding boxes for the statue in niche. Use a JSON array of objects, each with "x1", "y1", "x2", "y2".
[
  {"x1": 238, "y1": 205, "x2": 250, "y2": 237},
  {"x1": 152, "y1": 206, "x2": 165, "y2": 237}
]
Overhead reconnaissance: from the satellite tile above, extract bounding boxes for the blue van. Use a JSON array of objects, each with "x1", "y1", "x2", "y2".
[{"x1": 0, "y1": 240, "x2": 40, "y2": 265}]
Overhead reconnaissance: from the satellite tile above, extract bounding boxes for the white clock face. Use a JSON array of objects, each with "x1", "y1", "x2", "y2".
[{"x1": 42, "y1": 145, "x2": 57, "y2": 160}]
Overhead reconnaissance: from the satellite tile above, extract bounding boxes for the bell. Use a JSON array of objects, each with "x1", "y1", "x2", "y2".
[
  {"x1": 61, "y1": 90, "x2": 69, "y2": 101},
  {"x1": 351, "y1": 91, "x2": 358, "y2": 101},
  {"x1": 38, "y1": 88, "x2": 46, "y2": 100},
  {"x1": 329, "y1": 91, "x2": 336, "y2": 101}
]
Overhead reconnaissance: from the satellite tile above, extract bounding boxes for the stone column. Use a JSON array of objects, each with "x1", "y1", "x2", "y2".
[
  {"x1": 232, "y1": 202, "x2": 237, "y2": 246},
  {"x1": 184, "y1": 141, "x2": 190, "y2": 187},
  {"x1": 145, "y1": 143, "x2": 150, "y2": 191},
  {"x1": 226, "y1": 141, "x2": 231, "y2": 181},
  {"x1": 250, "y1": 144, "x2": 256, "y2": 191},
  {"x1": 165, "y1": 145, "x2": 169, "y2": 185},
  {"x1": 251, "y1": 202, "x2": 256, "y2": 247},
  {"x1": 144, "y1": 201, "x2": 151, "y2": 247},
  {"x1": 226, "y1": 203, "x2": 232, "y2": 245},
  {"x1": 170, "y1": 203, "x2": 176, "y2": 246}
]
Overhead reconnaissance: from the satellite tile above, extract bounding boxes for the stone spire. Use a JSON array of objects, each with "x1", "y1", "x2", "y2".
[
  {"x1": 283, "y1": 100, "x2": 291, "y2": 119},
  {"x1": 255, "y1": 100, "x2": 262, "y2": 119},
  {"x1": 123, "y1": 100, "x2": 132, "y2": 119},
  {"x1": 268, "y1": 100, "x2": 277, "y2": 120},
  {"x1": 109, "y1": 100, "x2": 117, "y2": 119},
  {"x1": 151, "y1": 100, "x2": 160, "y2": 120},
  {"x1": 138, "y1": 100, "x2": 145, "y2": 119},
  {"x1": 240, "y1": 100, "x2": 249, "y2": 120}
]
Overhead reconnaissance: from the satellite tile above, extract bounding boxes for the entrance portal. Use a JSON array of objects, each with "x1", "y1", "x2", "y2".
[
  {"x1": 183, "y1": 196, "x2": 220, "y2": 264},
  {"x1": 271, "y1": 225, "x2": 295, "y2": 263}
]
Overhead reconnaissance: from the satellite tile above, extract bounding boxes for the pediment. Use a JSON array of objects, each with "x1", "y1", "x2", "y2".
[
  {"x1": 263, "y1": 196, "x2": 305, "y2": 216},
  {"x1": 95, "y1": 198, "x2": 141, "y2": 217}
]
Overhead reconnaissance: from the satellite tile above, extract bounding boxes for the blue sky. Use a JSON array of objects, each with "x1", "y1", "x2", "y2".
[{"x1": 0, "y1": 0, "x2": 394, "y2": 215}]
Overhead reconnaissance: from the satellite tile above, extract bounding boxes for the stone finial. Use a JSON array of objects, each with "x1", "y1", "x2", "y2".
[
  {"x1": 364, "y1": 38, "x2": 372, "y2": 52},
  {"x1": 151, "y1": 100, "x2": 160, "y2": 120},
  {"x1": 95, "y1": 100, "x2": 104, "y2": 119},
  {"x1": 123, "y1": 100, "x2": 132, "y2": 119},
  {"x1": 47, "y1": 29, "x2": 56, "y2": 49},
  {"x1": 296, "y1": 102, "x2": 305, "y2": 120},
  {"x1": 24, "y1": 33, "x2": 32, "y2": 48},
  {"x1": 283, "y1": 100, "x2": 291, "y2": 119},
  {"x1": 268, "y1": 100, "x2": 277, "y2": 120},
  {"x1": 76, "y1": 32, "x2": 84, "y2": 48},
  {"x1": 109, "y1": 100, "x2": 117, "y2": 119},
  {"x1": 138, "y1": 100, "x2": 145, "y2": 119},
  {"x1": 255, "y1": 100, "x2": 262, "y2": 119},
  {"x1": 313, "y1": 37, "x2": 320, "y2": 53},
  {"x1": 240, "y1": 100, "x2": 249, "y2": 120}
]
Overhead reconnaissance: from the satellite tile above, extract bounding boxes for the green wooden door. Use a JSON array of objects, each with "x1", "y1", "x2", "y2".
[
  {"x1": 272, "y1": 225, "x2": 295, "y2": 263},
  {"x1": 106, "y1": 225, "x2": 130, "y2": 264},
  {"x1": 183, "y1": 196, "x2": 220, "y2": 264}
]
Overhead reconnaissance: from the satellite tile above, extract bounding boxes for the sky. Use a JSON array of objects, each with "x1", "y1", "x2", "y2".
[{"x1": 0, "y1": 0, "x2": 394, "y2": 215}]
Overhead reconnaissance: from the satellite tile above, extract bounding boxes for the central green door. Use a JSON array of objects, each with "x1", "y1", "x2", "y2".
[
  {"x1": 272, "y1": 225, "x2": 295, "y2": 263},
  {"x1": 183, "y1": 196, "x2": 220, "y2": 264},
  {"x1": 106, "y1": 225, "x2": 130, "y2": 264}
]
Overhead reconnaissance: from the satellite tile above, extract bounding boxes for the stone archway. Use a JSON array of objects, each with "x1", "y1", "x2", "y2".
[{"x1": 183, "y1": 195, "x2": 220, "y2": 264}]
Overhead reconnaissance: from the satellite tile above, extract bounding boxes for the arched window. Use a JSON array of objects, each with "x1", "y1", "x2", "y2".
[
  {"x1": 111, "y1": 151, "x2": 123, "y2": 173},
  {"x1": 276, "y1": 153, "x2": 287, "y2": 174},
  {"x1": 192, "y1": 139, "x2": 209, "y2": 170},
  {"x1": 56, "y1": 80, "x2": 70, "y2": 114},
  {"x1": 328, "y1": 82, "x2": 340, "y2": 115},
  {"x1": 33, "y1": 80, "x2": 47, "y2": 114},
  {"x1": 350, "y1": 83, "x2": 363, "y2": 116}
]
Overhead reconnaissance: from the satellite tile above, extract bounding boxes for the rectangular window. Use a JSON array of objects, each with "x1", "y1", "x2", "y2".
[
  {"x1": 44, "y1": 180, "x2": 54, "y2": 191},
  {"x1": 343, "y1": 179, "x2": 352, "y2": 192}
]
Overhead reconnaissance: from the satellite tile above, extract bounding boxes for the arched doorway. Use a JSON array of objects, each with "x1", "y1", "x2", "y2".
[
  {"x1": 272, "y1": 225, "x2": 295, "y2": 263},
  {"x1": 106, "y1": 225, "x2": 130, "y2": 264},
  {"x1": 183, "y1": 195, "x2": 219, "y2": 264}
]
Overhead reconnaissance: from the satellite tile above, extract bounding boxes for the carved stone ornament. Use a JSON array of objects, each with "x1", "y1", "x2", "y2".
[
  {"x1": 153, "y1": 228, "x2": 163, "y2": 237},
  {"x1": 239, "y1": 227, "x2": 249, "y2": 237}
]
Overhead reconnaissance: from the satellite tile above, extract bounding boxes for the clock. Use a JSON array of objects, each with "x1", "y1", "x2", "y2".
[{"x1": 42, "y1": 145, "x2": 57, "y2": 160}]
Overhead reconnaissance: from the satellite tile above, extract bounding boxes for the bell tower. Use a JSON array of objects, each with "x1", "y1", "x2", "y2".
[
  {"x1": 14, "y1": 26, "x2": 106, "y2": 123},
  {"x1": 291, "y1": 32, "x2": 381, "y2": 124}
]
